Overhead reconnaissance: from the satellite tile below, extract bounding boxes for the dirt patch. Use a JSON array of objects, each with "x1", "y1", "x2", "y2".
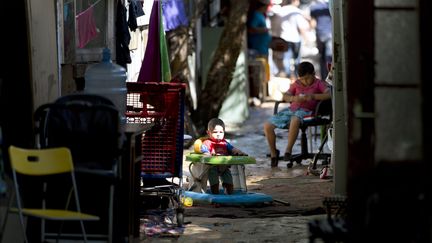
[{"x1": 182, "y1": 160, "x2": 333, "y2": 219}]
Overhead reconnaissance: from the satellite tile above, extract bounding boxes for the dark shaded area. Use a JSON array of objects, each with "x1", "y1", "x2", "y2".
[
  {"x1": 347, "y1": 162, "x2": 431, "y2": 243},
  {"x1": 33, "y1": 94, "x2": 123, "y2": 239},
  {"x1": 0, "y1": 0, "x2": 34, "y2": 175}
]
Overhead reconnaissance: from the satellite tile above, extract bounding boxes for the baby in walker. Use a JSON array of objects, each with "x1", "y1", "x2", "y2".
[{"x1": 199, "y1": 118, "x2": 247, "y2": 194}]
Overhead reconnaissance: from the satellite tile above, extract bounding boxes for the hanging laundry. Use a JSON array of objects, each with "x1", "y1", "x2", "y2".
[
  {"x1": 162, "y1": 0, "x2": 189, "y2": 32},
  {"x1": 129, "y1": 30, "x2": 140, "y2": 50},
  {"x1": 116, "y1": 0, "x2": 132, "y2": 69},
  {"x1": 137, "y1": 0, "x2": 171, "y2": 82},
  {"x1": 128, "y1": 0, "x2": 145, "y2": 32},
  {"x1": 76, "y1": 5, "x2": 98, "y2": 48}
]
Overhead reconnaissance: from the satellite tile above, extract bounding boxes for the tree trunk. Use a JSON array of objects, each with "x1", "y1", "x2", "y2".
[
  {"x1": 166, "y1": 0, "x2": 207, "y2": 139},
  {"x1": 166, "y1": 26, "x2": 193, "y2": 107},
  {"x1": 192, "y1": 0, "x2": 250, "y2": 132}
]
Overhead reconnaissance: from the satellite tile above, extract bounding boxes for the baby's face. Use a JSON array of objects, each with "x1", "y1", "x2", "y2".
[{"x1": 208, "y1": 125, "x2": 225, "y2": 142}]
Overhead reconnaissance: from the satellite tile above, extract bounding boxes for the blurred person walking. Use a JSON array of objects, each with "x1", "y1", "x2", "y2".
[
  {"x1": 270, "y1": 0, "x2": 310, "y2": 79},
  {"x1": 247, "y1": 0, "x2": 272, "y2": 59},
  {"x1": 309, "y1": 0, "x2": 332, "y2": 80},
  {"x1": 247, "y1": 0, "x2": 272, "y2": 102}
]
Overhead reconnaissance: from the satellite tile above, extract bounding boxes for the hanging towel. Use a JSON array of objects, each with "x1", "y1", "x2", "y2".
[
  {"x1": 162, "y1": 0, "x2": 189, "y2": 32},
  {"x1": 137, "y1": 0, "x2": 171, "y2": 82},
  {"x1": 128, "y1": 0, "x2": 145, "y2": 32},
  {"x1": 116, "y1": 0, "x2": 132, "y2": 69},
  {"x1": 76, "y1": 5, "x2": 98, "y2": 48}
]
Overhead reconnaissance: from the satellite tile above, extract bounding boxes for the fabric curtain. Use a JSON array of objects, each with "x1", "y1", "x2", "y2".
[{"x1": 138, "y1": 0, "x2": 171, "y2": 82}]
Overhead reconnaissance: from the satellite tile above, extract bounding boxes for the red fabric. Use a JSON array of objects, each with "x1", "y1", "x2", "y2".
[
  {"x1": 137, "y1": 0, "x2": 161, "y2": 82},
  {"x1": 201, "y1": 139, "x2": 230, "y2": 155},
  {"x1": 287, "y1": 78, "x2": 329, "y2": 112},
  {"x1": 76, "y1": 5, "x2": 98, "y2": 48}
]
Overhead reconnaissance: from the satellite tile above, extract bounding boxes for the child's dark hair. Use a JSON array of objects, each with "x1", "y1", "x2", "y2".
[
  {"x1": 207, "y1": 118, "x2": 225, "y2": 131},
  {"x1": 297, "y1": 61, "x2": 315, "y2": 77}
]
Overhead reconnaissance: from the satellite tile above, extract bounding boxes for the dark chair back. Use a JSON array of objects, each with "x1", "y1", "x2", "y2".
[
  {"x1": 33, "y1": 93, "x2": 122, "y2": 241},
  {"x1": 34, "y1": 94, "x2": 122, "y2": 173},
  {"x1": 302, "y1": 99, "x2": 332, "y2": 127}
]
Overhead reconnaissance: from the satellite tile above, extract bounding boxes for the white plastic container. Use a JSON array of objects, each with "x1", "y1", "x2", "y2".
[
  {"x1": 231, "y1": 164, "x2": 247, "y2": 193},
  {"x1": 84, "y1": 48, "x2": 127, "y2": 125}
]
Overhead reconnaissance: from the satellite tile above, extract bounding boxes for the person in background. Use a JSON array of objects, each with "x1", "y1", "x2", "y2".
[
  {"x1": 247, "y1": 0, "x2": 272, "y2": 59},
  {"x1": 263, "y1": 61, "x2": 331, "y2": 167},
  {"x1": 247, "y1": 0, "x2": 272, "y2": 103},
  {"x1": 200, "y1": 118, "x2": 247, "y2": 194},
  {"x1": 270, "y1": 0, "x2": 310, "y2": 79},
  {"x1": 309, "y1": 0, "x2": 333, "y2": 80}
]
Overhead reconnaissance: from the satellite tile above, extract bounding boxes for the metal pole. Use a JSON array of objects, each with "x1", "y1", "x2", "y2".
[{"x1": 331, "y1": 0, "x2": 348, "y2": 195}]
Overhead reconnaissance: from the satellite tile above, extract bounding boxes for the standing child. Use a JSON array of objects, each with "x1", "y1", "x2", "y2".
[{"x1": 200, "y1": 118, "x2": 247, "y2": 195}]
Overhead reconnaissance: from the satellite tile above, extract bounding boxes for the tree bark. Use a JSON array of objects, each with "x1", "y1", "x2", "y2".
[
  {"x1": 166, "y1": 26, "x2": 193, "y2": 107},
  {"x1": 192, "y1": 0, "x2": 250, "y2": 132},
  {"x1": 166, "y1": 0, "x2": 206, "y2": 138}
]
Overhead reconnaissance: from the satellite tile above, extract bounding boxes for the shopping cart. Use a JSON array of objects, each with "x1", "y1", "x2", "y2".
[{"x1": 126, "y1": 82, "x2": 186, "y2": 226}]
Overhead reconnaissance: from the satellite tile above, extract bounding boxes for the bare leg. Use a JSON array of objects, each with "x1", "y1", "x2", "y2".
[
  {"x1": 211, "y1": 184, "x2": 220, "y2": 194},
  {"x1": 264, "y1": 121, "x2": 278, "y2": 157},
  {"x1": 272, "y1": 51, "x2": 286, "y2": 77},
  {"x1": 222, "y1": 183, "x2": 234, "y2": 195},
  {"x1": 285, "y1": 116, "x2": 301, "y2": 154}
]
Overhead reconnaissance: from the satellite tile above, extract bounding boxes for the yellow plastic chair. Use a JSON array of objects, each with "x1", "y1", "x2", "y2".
[{"x1": 8, "y1": 145, "x2": 99, "y2": 243}]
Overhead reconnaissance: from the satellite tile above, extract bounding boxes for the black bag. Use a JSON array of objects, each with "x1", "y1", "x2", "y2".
[{"x1": 270, "y1": 36, "x2": 289, "y2": 52}]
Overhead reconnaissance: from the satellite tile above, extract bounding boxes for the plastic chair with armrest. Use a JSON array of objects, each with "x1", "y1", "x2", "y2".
[
  {"x1": 273, "y1": 98, "x2": 332, "y2": 168},
  {"x1": 8, "y1": 145, "x2": 99, "y2": 243}
]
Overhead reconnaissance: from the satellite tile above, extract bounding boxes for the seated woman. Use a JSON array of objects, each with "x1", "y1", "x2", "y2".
[{"x1": 263, "y1": 61, "x2": 331, "y2": 167}]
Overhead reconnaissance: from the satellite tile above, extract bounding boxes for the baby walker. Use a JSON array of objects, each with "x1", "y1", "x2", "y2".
[{"x1": 184, "y1": 140, "x2": 273, "y2": 206}]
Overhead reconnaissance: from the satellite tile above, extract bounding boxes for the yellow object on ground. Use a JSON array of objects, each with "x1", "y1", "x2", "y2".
[{"x1": 182, "y1": 197, "x2": 193, "y2": 207}]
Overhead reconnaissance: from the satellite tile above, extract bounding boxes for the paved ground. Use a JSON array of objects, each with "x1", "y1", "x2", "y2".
[{"x1": 140, "y1": 101, "x2": 334, "y2": 242}]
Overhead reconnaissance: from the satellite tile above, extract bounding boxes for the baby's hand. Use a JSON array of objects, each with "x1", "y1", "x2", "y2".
[{"x1": 233, "y1": 151, "x2": 247, "y2": 156}]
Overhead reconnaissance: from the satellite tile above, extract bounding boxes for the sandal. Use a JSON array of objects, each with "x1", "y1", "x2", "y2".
[
  {"x1": 283, "y1": 152, "x2": 291, "y2": 161},
  {"x1": 271, "y1": 149, "x2": 280, "y2": 167},
  {"x1": 286, "y1": 161, "x2": 293, "y2": 168}
]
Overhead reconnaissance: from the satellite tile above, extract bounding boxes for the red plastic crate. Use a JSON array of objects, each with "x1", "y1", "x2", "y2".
[{"x1": 126, "y1": 82, "x2": 185, "y2": 176}]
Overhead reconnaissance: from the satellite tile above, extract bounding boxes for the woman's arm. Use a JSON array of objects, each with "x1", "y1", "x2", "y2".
[
  {"x1": 248, "y1": 26, "x2": 269, "y2": 34},
  {"x1": 310, "y1": 92, "x2": 331, "y2": 101},
  {"x1": 283, "y1": 93, "x2": 310, "y2": 103},
  {"x1": 283, "y1": 91, "x2": 330, "y2": 103}
]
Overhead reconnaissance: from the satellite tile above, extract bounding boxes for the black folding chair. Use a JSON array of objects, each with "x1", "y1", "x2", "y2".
[{"x1": 273, "y1": 98, "x2": 332, "y2": 169}]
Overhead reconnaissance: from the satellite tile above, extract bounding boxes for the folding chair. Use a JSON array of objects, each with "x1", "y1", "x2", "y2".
[{"x1": 8, "y1": 145, "x2": 99, "y2": 243}]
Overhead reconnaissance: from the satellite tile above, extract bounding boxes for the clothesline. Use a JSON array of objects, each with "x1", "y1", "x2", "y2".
[
  {"x1": 91, "y1": 0, "x2": 103, "y2": 8},
  {"x1": 76, "y1": 0, "x2": 103, "y2": 17}
]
